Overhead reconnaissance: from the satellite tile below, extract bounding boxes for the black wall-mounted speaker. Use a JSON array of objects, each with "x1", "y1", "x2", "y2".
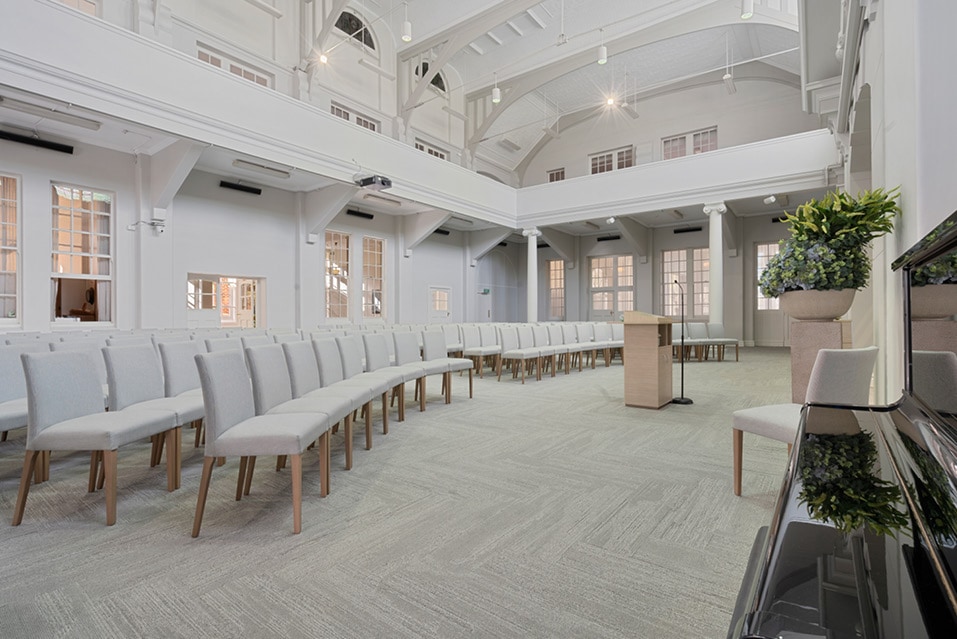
[
  {"x1": 433, "y1": 228, "x2": 450, "y2": 236},
  {"x1": 0, "y1": 130, "x2": 73, "y2": 154},
  {"x1": 219, "y1": 180, "x2": 262, "y2": 195},
  {"x1": 346, "y1": 209, "x2": 374, "y2": 220},
  {"x1": 596, "y1": 234, "x2": 621, "y2": 242},
  {"x1": 673, "y1": 226, "x2": 703, "y2": 234}
]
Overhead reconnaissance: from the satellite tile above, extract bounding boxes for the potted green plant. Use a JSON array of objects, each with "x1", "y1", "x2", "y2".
[{"x1": 759, "y1": 188, "x2": 901, "y2": 319}]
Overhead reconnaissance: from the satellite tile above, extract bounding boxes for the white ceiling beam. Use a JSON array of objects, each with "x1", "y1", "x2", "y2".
[
  {"x1": 468, "y1": 227, "x2": 512, "y2": 266},
  {"x1": 309, "y1": 0, "x2": 350, "y2": 61},
  {"x1": 486, "y1": 31, "x2": 503, "y2": 46},
  {"x1": 403, "y1": 209, "x2": 451, "y2": 257},
  {"x1": 243, "y1": 0, "x2": 282, "y2": 19},
  {"x1": 615, "y1": 217, "x2": 650, "y2": 263},
  {"x1": 148, "y1": 139, "x2": 205, "y2": 214},
  {"x1": 525, "y1": 9, "x2": 546, "y2": 30},
  {"x1": 506, "y1": 21, "x2": 524, "y2": 37},
  {"x1": 304, "y1": 183, "x2": 359, "y2": 235},
  {"x1": 538, "y1": 228, "x2": 576, "y2": 266},
  {"x1": 468, "y1": 42, "x2": 485, "y2": 55}
]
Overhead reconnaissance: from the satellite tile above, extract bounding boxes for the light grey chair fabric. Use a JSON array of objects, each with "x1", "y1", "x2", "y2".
[
  {"x1": 335, "y1": 336, "x2": 392, "y2": 395},
  {"x1": 50, "y1": 338, "x2": 110, "y2": 398},
  {"x1": 421, "y1": 331, "x2": 474, "y2": 403},
  {"x1": 731, "y1": 346, "x2": 878, "y2": 496},
  {"x1": 107, "y1": 335, "x2": 152, "y2": 347},
  {"x1": 240, "y1": 335, "x2": 272, "y2": 349},
  {"x1": 280, "y1": 341, "x2": 359, "y2": 415},
  {"x1": 245, "y1": 345, "x2": 338, "y2": 428},
  {"x1": 460, "y1": 325, "x2": 499, "y2": 379},
  {"x1": 913, "y1": 350, "x2": 957, "y2": 414},
  {"x1": 158, "y1": 340, "x2": 205, "y2": 398},
  {"x1": 205, "y1": 337, "x2": 243, "y2": 353},
  {"x1": 103, "y1": 344, "x2": 205, "y2": 425},
  {"x1": 272, "y1": 332, "x2": 302, "y2": 344},
  {"x1": 192, "y1": 349, "x2": 330, "y2": 536},
  {"x1": 442, "y1": 324, "x2": 463, "y2": 355},
  {"x1": 13, "y1": 350, "x2": 178, "y2": 526},
  {"x1": 0, "y1": 343, "x2": 50, "y2": 440},
  {"x1": 497, "y1": 326, "x2": 541, "y2": 383}
]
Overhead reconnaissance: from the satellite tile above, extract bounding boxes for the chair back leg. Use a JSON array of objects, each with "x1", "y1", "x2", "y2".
[
  {"x1": 12, "y1": 450, "x2": 40, "y2": 525},
  {"x1": 192, "y1": 457, "x2": 216, "y2": 537}
]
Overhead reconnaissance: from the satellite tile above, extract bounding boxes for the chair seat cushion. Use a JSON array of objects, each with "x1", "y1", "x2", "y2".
[
  {"x1": 268, "y1": 396, "x2": 350, "y2": 424},
  {"x1": 29, "y1": 409, "x2": 177, "y2": 451},
  {"x1": 302, "y1": 385, "x2": 370, "y2": 411},
  {"x1": 0, "y1": 397, "x2": 28, "y2": 431},
  {"x1": 213, "y1": 413, "x2": 327, "y2": 457},
  {"x1": 124, "y1": 395, "x2": 205, "y2": 425},
  {"x1": 463, "y1": 346, "x2": 500, "y2": 357},
  {"x1": 502, "y1": 348, "x2": 539, "y2": 360},
  {"x1": 731, "y1": 403, "x2": 802, "y2": 443}
]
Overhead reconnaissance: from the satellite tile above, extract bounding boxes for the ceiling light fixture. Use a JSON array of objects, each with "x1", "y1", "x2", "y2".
[
  {"x1": 491, "y1": 72, "x2": 501, "y2": 104},
  {"x1": 606, "y1": 97, "x2": 615, "y2": 106},
  {"x1": 723, "y1": 34, "x2": 736, "y2": 94},
  {"x1": 669, "y1": 209, "x2": 684, "y2": 220},
  {"x1": 606, "y1": 216, "x2": 616, "y2": 225},
  {"x1": 231, "y1": 159, "x2": 292, "y2": 179},
  {"x1": 763, "y1": 195, "x2": 777, "y2": 205},
  {"x1": 741, "y1": 0, "x2": 754, "y2": 20},
  {"x1": 597, "y1": 28, "x2": 607, "y2": 65},
  {"x1": 401, "y1": 2, "x2": 412, "y2": 43},
  {"x1": 0, "y1": 96, "x2": 101, "y2": 131},
  {"x1": 318, "y1": 52, "x2": 328, "y2": 64}
]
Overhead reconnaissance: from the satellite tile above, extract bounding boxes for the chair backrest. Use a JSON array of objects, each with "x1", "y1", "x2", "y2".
[
  {"x1": 272, "y1": 332, "x2": 302, "y2": 344},
  {"x1": 806, "y1": 346, "x2": 879, "y2": 405},
  {"x1": 205, "y1": 337, "x2": 243, "y2": 353},
  {"x1": 336, "y1": 335, "x2": 365, "y2": 379},
  {"x1": 313, "y1": 338, "x2": 346, "y2": 386},
  {"x1": 240, "y1": 335, "x2": 272, "y2": 349},
  {"x1": 442, "y1": 324, "x2": 461, "y2": 346},
  {"x1": 421, "y1": 331, "x2": 447, "y2": 362},
  {"x1": 283, "y1": 341, "x2": 321, "y2": 398},
  {"x1": 21, "y1": 351, "x2": 105, "y2": 446},
  {"x1": 393, "y1": 332, "x2": 421, "y2": 366},
  {"x1": 913, "y1": 350, "x2": 957, "y2": 413},
  {"x1": 245, "y1": 345, "x2": 294, "y2": 414},
  {"x1": 593, "y1": 323, "x2": 612, "y2": 342},
  {"x1": 0, "y1": 343, "x2": 49, "y2": 403},
  {"x1": 547, "y1": 324, "x2": 565, "y2": 346},
  {"x1": 106, "y1": 335, "x2": 152, "y2": 347},
  {"x1": 516, "y1": 325, "x2": 535, "y2": 348},
  {"x1": 479, "y1": 324, "x2": 498, "y2": 347},
  {"x1": 158, "y1": 340, "x2": 204, "y2": 397},
  {"x1": 498, "y1": 326, "x2": 519, "y2": 351},
  {"x1": 706, "y1": 322, "x2": 726, "y2": 338},
  {"x1": 576, "y1": 323, "x2": 595, "y2": 343},
  {"x1": 49, "y1": 338, "x2": 108, "y2": 385},
  {"x1": 151, "y1": 334, "x2": 190, "y2": 352},
  {"x1": 460, "y1": 325, "x2": 481, "y2": 349},
  {"x1": 561, "y1": 324, "x2": 578, "y2": 344},
  {"x1": 363, "y1": 333, "x2": 391, "y2": 372},
  {"x1": 194, "y1": 350, "x2": 255, "y2": 454},
  {"x1": 687, "y1": 323, "x2": 709, "y2": 339},
  {"x1": 532, "y1": 325, "x2": 551, "y2": 347},
  {"x1": 102, "y1": 344, "x2": 165, "y2": 411},
  {"x1": 611, "y1": 323, "x2": 624, "y2": 340}
]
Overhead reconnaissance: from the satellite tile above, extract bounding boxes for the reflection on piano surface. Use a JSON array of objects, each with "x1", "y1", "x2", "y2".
[{"x1": 729, "y1": 213, "x2": 957, "y2": 638}]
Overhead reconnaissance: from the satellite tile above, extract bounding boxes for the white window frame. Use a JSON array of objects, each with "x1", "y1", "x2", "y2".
[
  {"x1": 756, "y1": 242, "x2": 781, "y2": 310},
  {"x1": 361, "y1": 236, "x2": 385, "y2": 319},
  {"x1": 662, "y1": 126, "x2": 717, "y2": 160},
  {"x1": 547, "y1": 168, "x2": 565, "y2": 183},
  {"x1": 661, "y1": 248, "x2": 709, "y2": 320},
  {"x1": 58, "y1": 0, "x2": 97, "y2": 15},
  {"x1": 415, "y1": 139, "x2": 448, "y2": 161},
  {"x1": 330, "y1": 102, "x2": 380, "y2": 133},
  {"x1": 0, "y1": 174, "x2": 20, "y2": 324},
  {"x1": 589, "y1": 146, "x2": 634, "y2": 175},
  {"x1": 325, "y1": 231, "x2": 350, "y2": 320},
  {"x1": 547, "y1": 259, "x2": 565, "y2": 320},
  {"x1": 589, "y1": 255, "x2": 634, "y2": 318},
  {"x1": 197, "y1": 44, "x2": 273, "y2": 88}
]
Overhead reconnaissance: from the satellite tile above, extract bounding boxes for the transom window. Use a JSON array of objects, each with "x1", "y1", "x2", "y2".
[
  {"x1": 661, "y1": 248, "x2": 709, "y2": 319},
  {"x1": 330, "y1": 103, "x2": 379, "y2": 133},
  {"x1": 589, "y1": 146, "x2": 634, "y2": 175},
  {"x1": 662, "y1": 126, "x2": 717, "y2": 160},
  {"x1": 547, "y1": 168, "x2": 565, "y2": 182},
  {"x1": 198, "y1": 46, "x2": 272, "y2": 88},
  {"x1": 547, "y1": 259, "x2": 565, "y2": 319},
  {"x1": 335, "y1": 11, "x2": 375, "y2": 49},
  {"x1": 51, "y1": 184, "x2": 113, "y2": 322},
  {"x1": 326, "y1": 231, "x2": 350, "y2": 319},
  {"x1": 362, "y1": 237, "x2": 384, "y2": 318},
  {"x1": 415, "y1": 140, "x2": 448, "y2": 161},
  {"x1": 415, "y1": 62, "x2": 446, "y2": 92},
  {"x1": 589, "y1": 255, "x2": 634, "y2": 318},
  {"x1": 187, "y1": 278, "x2": 217, "y2": 310},
  {"x1": 756, "y1": 242, "x2": 781, "y2": 310},
  {"x1": 0, "y1": 175, "x2": 18, "y2": 321}
]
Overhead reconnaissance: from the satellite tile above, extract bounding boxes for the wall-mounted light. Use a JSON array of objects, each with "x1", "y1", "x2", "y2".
[
  {"x1": 491, "y1": 72, "x2": 501, "y2": 104},
  {"x1": 763, "y1": 195, "x2": 777, "y2": 205},
  {"x1": 597, "y1": 28, "x2": 607, "y2": 65},
  {"x1": 401, "y1": 2, "x2": 412, "y2": 42}
]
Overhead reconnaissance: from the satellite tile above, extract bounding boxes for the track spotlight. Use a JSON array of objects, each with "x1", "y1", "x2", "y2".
[
  {"x1": 401, "y1": 2, "x2": 412, "y2": 42},
  {"x1": 318, "y1": 52, "x2": 328, "y2": 64},
  {"x1": 491, "y1": 73, "x2": 501, "y2": 104},
  {"x1": 597, "y1": 28, "x2": 607, "y2": 65},
  {"x1": 741, "y1": 0, "x2": 754, "y2": 20},
  {"x1": 763, "y1": 195, "x2": 777, "y2": 205}
]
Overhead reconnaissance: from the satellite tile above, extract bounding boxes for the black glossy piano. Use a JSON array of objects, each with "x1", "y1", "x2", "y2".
[{"x1": 729, "y1": 213, "x2": 957, "y2": 639}]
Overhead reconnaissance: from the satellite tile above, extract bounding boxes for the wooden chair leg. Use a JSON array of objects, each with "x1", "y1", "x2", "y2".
[
  {"x1": 344, "y1": 414, "x2": 353, "y2": 470},
  {"x1": 88, "y1": 450, "x2": 101, "y2": 492},
  {"x1": 276, "y1": 455, "x2": 287, "y2": 471},
  {"x1": 468, "y1": 369, "x2": 473, "y2": 398},
  {"x1": 732, "y1": 429, "x2": 743, "y2": 496},
  {"x1": 236, "y1": 456, "x2": 248, "y2": 501},
  {"x1": 103, "y1": 449, "x2": 118, "y2": 526},
  {"x1": 243, "y1": 456, "x2": 256, "y2": 496},
  {"x1": 381, "y1": 392, "x2": 389, "y2": 434},
  {"x1": 787, "y1": 443, "x2": 793, "y2": 456},
  {"x1": 319, "y1": 431, "x2": 330, "y2": 498},
  {"x1": 216, "y1": 456, "x2": 226, "y2": 466},
  {"x1": 419, "y1": 377, "x2": 426, "y2": 412},
  {"x1": 445, "y1": 372, "x2": 451, "y2": 404},
  {"x1": 194, "y1": 421, "x2": 203, "y2": 448},
  {"x1": 96, "y1": 455, "x2": 106, "y2": 490},
  {"x1": 477, "y1": 355, "x2": 484, "y2": 379},
  {"x1": 398, "y1": 382, "x2": 405, "y2": 421},
  {"x1": 175, "y1": 426, "x2": 182, "y2": 490},
  {"x1": 12, "y1": 450, "x2": 40, "y2": 526},
  {"x1": 192, "y1": 456, "x2": 216, "y2": 538},
  {"x1": 291, "y1": 454, "x2": 303, "y2": 534},
  {"x1": 364, "y1": 401, "x2": 373, "y2": 450},
  {"x1": 1, "y1": 430, "x2": 6, "y2": 442},
  {"x1": 165, "y1": 427, "x2": 180, "y2": 492}
]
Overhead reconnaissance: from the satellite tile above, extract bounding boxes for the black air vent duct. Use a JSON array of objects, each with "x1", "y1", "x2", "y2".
[
  {"x1": 219, "y1": 180, "x2": 261, "y2": 195},
  {"x1": 673, "y1": 226, "x2": 703, "y2": 234},
  {"x1": 433, "y1": 228, "x2": 450, "y2": 236},
  {"x1": 0, "y1": 130, "x2": 73, "y2": 154},
  {"x1": 346, "y1": 209, "x2": 374, "y2": 220},
  {"x1": 596, "y1": 234, "x2": 621, "y2": 242}
]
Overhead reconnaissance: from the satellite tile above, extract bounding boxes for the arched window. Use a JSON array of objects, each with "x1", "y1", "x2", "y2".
[
  {"x1": 415, "y1": 62, "x2": 446, "y2": 92},
  {"x1": 335, "y1": 11, "x2": 375, "y2": 49}
]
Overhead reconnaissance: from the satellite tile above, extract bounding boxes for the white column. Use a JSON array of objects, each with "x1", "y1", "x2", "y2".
[
  {"x1": 523, "y1": 227, "x2": 542, "y2": 321},
  {"x1": 703, "y1": 203, "x2": 726, "y2": 325}
]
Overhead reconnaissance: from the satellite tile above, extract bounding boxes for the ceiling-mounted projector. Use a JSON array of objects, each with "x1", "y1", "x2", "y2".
[{"x1": 353, "y1": 172, "x2": 392, "y2": 191}]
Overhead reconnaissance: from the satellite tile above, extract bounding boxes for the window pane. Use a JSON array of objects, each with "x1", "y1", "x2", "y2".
[
  {"x1": 661, "y1": 249, "x2": 686, "y2": 317},
  {"x1": 592, "y1": 292, "x2": 613, "y2": 311},
  {"x1": 756, "y1": 242, "x2": 781, "y2": 310},
  {"x1": 548, "y1": 259, "x2": 565, "y2": 319},
  {"x1": 362, "y1": 236, "x2": 384, "y2": 318},
  {"x1": 326, "y1": 231, "x2": 350, "y2": 319}
]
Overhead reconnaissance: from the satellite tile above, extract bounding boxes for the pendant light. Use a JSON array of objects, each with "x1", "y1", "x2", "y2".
[
  {"x1": 401, "y1": 2, "x2": 412, "y2": 42},
  {"x1": 491, "y1": 73, "x2": 501, "y2": 104},
  {"x1": 597, "y1": 28, "x2": 607, "y2": 65},
  {"x1": 740, "y1": 0, "x2": 754, "y2": 20}
]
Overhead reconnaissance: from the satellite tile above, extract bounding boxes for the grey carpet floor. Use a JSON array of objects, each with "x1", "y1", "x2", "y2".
[{"x1": 0, "y1": 347, "x2": 791, "y2": 639}]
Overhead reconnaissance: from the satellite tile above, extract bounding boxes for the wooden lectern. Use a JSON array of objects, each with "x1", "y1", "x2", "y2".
[{"x1": 623, "y1": 311, "x2": 673, "y2": 409}]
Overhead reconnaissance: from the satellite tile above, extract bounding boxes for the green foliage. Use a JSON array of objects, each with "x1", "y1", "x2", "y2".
[
  {"x1": 911, "y1": 252, "x2": 957, "y2": 286},
  {"x1": 759, "y1": 188, "x2": 901, "y2": 298},
  {"x1": 798, "y1": 432, "x2": 908, "y2": 536}
]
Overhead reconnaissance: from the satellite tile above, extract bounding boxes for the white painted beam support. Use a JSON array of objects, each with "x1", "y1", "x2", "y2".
[
  {"x1": 467, "y1": 227, "x2": 512, "y2": 266},
  {"x1": 523, "y1": 227, "x2": 542, "y2": 321},
  {"x1": 539, "y1": 228, "x2": 576, "y2": 267},
  {"x1": 615, "y1": 217, "x2": 650, "y2": 264},
  {"x1": 304, "y1": 183, "x2": 358, "y2": 235},
  {"x1": 148, "y1": 139, "x2": 204, "y2": 220},
  {"x1": 402, "y1": 209, "x2": 451, "y2": 258},
  {"x1": 703, "y1": 202, "x2": 727, "y2": 325}
]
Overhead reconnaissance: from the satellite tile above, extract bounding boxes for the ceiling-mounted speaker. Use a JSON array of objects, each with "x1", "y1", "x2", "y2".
[
  {"x1": 0, "y1": 130, "x2": 73, "y2": 154},
  {"x1": 433, "y1": 228, "x2": 450, "y2": 236},
  {"x1": 346, "y1": 209, "x2": 374, "y2": 220},
  {"x1": 219, "y1": 180, "x2": 261, "y2": 195},
  {"x1": 673, "y1": 226, "x2": 703, "y2": 234},
  {"x1": 498, "y1": 242, "x2": 508, "y2": 247},
  {"x1": 596, "y1": 234, "x2": 621, "y2": 242}
]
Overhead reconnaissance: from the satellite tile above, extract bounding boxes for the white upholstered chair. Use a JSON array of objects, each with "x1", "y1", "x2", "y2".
[
  {"x1": 731, "y1": 346, "x2": 878, "y2": 496},
  {"x1": 0, "y1": 343, "x2": 49, "y2": 443},
  {"x1": 421, "y1": 330, "x2": 474, "y2": 403},
  {"x1": 192, "y1": 349, "x2": 330, "y2": 536}
]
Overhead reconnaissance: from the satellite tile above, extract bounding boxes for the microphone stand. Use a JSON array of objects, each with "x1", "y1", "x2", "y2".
[{"x1": 672, "y1": 279, "x2": 693, "y2": 405}]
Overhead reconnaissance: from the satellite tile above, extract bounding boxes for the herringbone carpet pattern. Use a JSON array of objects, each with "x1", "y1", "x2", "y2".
[{"x1": 0, "y1": 347, "x2": 791, "y2": 638}]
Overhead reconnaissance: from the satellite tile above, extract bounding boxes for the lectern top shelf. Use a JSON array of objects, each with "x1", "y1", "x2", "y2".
[{"x1": 623, "y1": 311, "x2": 672, "y2": 325}]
